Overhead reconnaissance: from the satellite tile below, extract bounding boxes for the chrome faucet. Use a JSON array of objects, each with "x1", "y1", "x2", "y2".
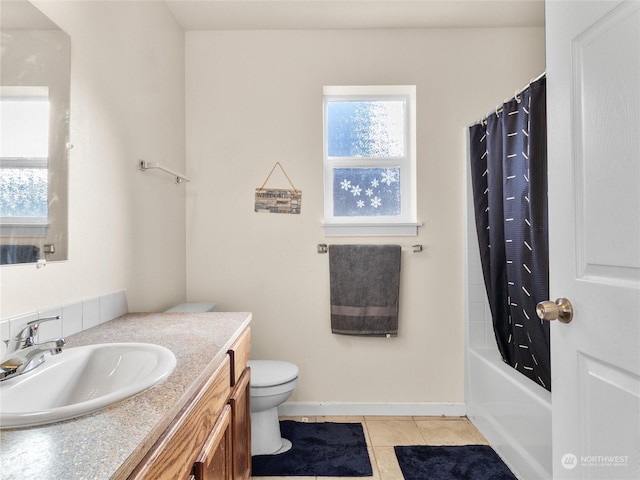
[{"x1": 1, "y1": 316, "x2": 66, "y2": 381}]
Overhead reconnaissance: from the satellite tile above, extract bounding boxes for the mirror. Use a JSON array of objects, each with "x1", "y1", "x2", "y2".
[{"x1": 0, "y1": 0, "x2": 70, "y2": 264}]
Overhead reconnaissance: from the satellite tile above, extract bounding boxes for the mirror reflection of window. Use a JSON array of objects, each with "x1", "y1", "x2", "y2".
[{"x1": 0, "y1": 86, "x2": 50, "y2": 230}]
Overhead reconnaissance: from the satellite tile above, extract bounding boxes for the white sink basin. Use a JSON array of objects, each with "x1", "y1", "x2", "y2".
[{"x1": 0, "y1": 342, "x2": 176, "y2": 429}]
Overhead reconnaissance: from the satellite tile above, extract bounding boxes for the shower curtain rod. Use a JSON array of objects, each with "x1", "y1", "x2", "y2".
[{"x1": 472, "y1": 71, "x2": 546, "y2": 126}]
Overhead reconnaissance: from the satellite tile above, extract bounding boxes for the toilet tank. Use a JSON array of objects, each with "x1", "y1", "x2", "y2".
[{"x1": 165, "y1": 303, "x2": 216, "y2": 312}]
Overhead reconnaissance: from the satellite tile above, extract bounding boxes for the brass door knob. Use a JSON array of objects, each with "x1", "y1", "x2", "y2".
[{"x1": 536, "y1": 298, "x2": 574, "y2": 323}]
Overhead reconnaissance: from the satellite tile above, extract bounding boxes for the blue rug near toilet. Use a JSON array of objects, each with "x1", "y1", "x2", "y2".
[
  {"x1": 252, "y1": 421, "x2": 373, "y2": 477},
  {"x1": 394, "y1": 445, "x2": 517, "y2": 480}
]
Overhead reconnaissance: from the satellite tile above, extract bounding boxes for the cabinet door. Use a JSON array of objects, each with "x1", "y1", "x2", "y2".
[
  {"x1": 230, "y1": 368, "x2": 251, "y2": 480},
  {"x1": 227, "y1": 328, "x2": 251, "y2": 387},
  {"x1": 193, "y1": 405, "x2": 233, "y2": 480}
]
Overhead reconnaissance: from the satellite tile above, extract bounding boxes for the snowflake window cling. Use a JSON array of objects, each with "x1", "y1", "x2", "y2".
[{"x1": 333, "y1": 167, "x2": 401, "y2": 217}]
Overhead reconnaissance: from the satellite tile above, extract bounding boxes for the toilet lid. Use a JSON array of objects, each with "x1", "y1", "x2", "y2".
[{"x1": 249, "y1": 360, "x2": 299, "y2": 387}]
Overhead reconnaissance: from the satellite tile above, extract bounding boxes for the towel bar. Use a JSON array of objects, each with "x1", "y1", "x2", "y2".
[
  {"x1": 317, "y1": 243, "x2": 422, "y2": 254},
  {"x1": 139, "y1": 160, "x2": 190, "y2": 184}
]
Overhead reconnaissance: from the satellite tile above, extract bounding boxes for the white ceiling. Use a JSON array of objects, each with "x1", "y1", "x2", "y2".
[{"x1": 164, "y1": 0, "x2": 545, "y2": 31}]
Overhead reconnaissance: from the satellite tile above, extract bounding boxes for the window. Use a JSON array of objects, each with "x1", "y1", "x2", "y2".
[
  {"x1": 323, "y1": 86, "x2": 418, "y2": 235},
  {"x1": 0, "y1": 86, "x2": 50, "y2": 236}
]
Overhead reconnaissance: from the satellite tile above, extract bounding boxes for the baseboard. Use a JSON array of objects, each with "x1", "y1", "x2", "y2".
[{"x1": 278, "y1": 402, "x2": 467, "y2": 417}]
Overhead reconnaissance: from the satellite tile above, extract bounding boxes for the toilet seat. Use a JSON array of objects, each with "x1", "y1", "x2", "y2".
[
  {"x1": 249, "y1": 360, "x2": 298, "y2": 387},
  {"x1": 250, "y1": 378, "x2": 298, "y2": 398}
]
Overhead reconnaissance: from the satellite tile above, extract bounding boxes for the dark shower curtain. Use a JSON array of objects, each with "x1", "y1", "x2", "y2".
[{"x1": 469, "y1": 76, "x2": 550, "y2": 391}]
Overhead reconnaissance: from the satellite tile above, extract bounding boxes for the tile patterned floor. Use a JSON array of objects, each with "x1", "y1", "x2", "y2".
[{"x1": 252, "y1": 415, "x2": 489, "y2": 480}]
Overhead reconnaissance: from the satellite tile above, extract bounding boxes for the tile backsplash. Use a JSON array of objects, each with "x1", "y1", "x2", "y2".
[{"x1": 0, "y1": 290, "x2": 128, "y2": 358}]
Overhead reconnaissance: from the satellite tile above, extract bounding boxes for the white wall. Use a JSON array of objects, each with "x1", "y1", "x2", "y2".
[
  {"x1": 0, "y1": 1, "x2": 186, "y2": 319},
  {"x1": 185, "y1": 27, "x2": 545, "y2": 407}
]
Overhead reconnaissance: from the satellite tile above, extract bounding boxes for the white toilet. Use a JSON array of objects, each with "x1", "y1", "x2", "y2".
[{"x1": 249, "y1": 360, "x2": 299, "y2": 456}]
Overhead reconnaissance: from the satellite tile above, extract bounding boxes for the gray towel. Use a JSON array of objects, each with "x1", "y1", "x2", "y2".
[
  {"x1": 329, "y1": 244, "x2": 401, "y2": 336},
  {"x1": 0, "y1": 245, "x2": 39, "y2": 265}
]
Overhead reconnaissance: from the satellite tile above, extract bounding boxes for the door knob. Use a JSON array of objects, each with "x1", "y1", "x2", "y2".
[{"x1": 536, "y1": 298, "x2": 574, "y2": 323}]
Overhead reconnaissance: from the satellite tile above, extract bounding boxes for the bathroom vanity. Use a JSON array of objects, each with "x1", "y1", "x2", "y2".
[{"x1": 0, "y1": 312, "x2": 252, "y2": 480}]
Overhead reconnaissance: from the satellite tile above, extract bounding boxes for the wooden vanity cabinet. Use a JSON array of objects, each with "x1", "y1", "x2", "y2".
[
  {"x1": 194, "y1": 326, "x2": 251, "y2": 480},
  {"x1": 228, "y1": 369, "x2": 251, "y2": 480},
  {"x1": 227, "y1": 328, "x2": 251, "y2": 480},
  {"x1": 128, "y1": 327, "x2": 252, "y2": 480}
]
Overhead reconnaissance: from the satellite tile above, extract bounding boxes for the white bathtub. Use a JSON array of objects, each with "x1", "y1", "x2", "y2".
[{"x1": 466, "y1": 346, "x2": 552, "y2": 479}]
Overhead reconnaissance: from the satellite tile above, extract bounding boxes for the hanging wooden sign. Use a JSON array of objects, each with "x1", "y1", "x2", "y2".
[{"x1": 254, "y1": 162, "x2": 302, "y2": 214}]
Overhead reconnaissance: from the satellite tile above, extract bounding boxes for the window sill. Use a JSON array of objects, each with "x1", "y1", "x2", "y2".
[
  {"x1": 0, "y1": 221, "x2": 49, "y2": 237},
  {"x1": 322, "y1": 222, "x2": 422, "y2": 236}
]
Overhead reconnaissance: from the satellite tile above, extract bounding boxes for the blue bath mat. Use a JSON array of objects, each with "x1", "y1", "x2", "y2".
[
  {"x1": 252, "y1": 421, "x2": 373, "y2": 477},
  {"x1": 394, "y1": 445, "x2": 517, "y2": 480}
]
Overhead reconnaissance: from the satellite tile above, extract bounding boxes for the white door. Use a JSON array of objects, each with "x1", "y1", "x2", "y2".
[{"x1": 546, "y1": 1, "x2": 640, "y2": 479}]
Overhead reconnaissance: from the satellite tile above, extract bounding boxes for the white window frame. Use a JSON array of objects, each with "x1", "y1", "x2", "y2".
[
  {"x1": 0, "y1": 86, "x2": 50, "y2": 237},
  {"x1": 322, "y1": 85, "x2": 420, "y2": 236}
]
